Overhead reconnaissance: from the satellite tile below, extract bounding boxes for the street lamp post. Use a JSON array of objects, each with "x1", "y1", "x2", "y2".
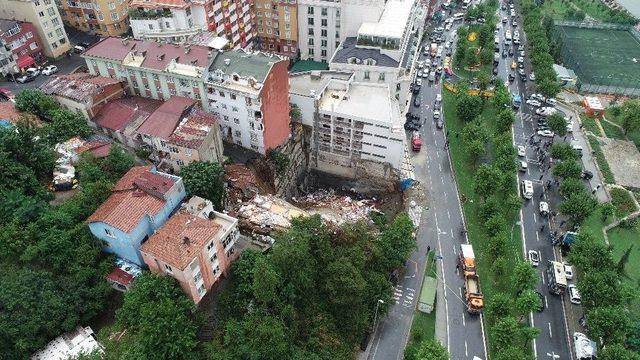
[{"x1": 372, "y1": 299, "x2": 385, "y2": 331}]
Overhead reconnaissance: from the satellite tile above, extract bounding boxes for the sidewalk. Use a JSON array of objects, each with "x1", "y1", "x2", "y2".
[{"x1": 558, "y1": 102, "x2": 611, "y2": 203}]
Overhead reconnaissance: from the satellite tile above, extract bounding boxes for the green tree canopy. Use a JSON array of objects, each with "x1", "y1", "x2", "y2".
[
  {"x1": 44, "y1": 109, "x2": 92, "y2": 144},
  {"x1": 456, "y1": 94, "x2": 483, "y2": 122},
  {"x1": 546, "y1": 113, "x2": 567, "y2": 137},
  {"x1": 559, "y1": 192, "x2": 598, "y2": 225},
  {"x1": 180, "y1": 161, "x2": 226, "y2": 209},
  {"x1": 552, "y1": 160, "x2": 583, "y2": 180}
]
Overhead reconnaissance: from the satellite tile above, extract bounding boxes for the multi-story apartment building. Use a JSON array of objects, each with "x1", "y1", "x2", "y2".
[
  {"x1": 86, "y1": 165, "x2": 186, "y2": 266},
  {"x1": 2, "y1": 0, "x2": 70, "y2": 58},
  {"x1": 141, "y1": 196, "x2": 239, "y2": 303},
  {"x1": 204, "y1": 49, "x2": 290, "y2": 154},
  {"x1": 128, "y1": 0, "x2": 255, "y2": 49},
  {"x1": 0, "y1": 19, "x2": 43, "y2": 70},
  {"x1": 83, "y1": 37, "x2": 211, "y2": 104},
  {"x1": 253, "y1": 0, "x2": 298, "y2": 57},
  {"x1": 329, "y1": 0, "x2": 425, "y2": 110},
  {"x1": 0, "y1": 39, "x2": 17, "y2": 76},
  {"x1": 136, "y1": 96, "x2": 225, "y2": 172},
  {"x1": 290, "y1": 70, "x2": 405, "y2": 178},
  {"x1": 56, "y1": 0, "x2": 129, "y2": 36},
  {"x1": 83, "y1": 37, "x2": 291, "y2": 155},
  {"x1": 297, "y1": 0, "x2": 384, "y2": 63}
]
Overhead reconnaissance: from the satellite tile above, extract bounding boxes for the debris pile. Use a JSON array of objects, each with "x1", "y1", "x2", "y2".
[
  {"x1": 292, "y1": 189, "x2": 380, "y2": 225},
  {"x1": 225, "y1": 163, "x2": 260, "y2": 204},
  {"x1": 236, "y1": 194, "x2": 307, "y2": 234}
]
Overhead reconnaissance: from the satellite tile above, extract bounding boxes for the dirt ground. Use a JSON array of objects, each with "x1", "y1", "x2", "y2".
[{"x1": 600, "y1": 137, "x2": 640, "y2": 189}]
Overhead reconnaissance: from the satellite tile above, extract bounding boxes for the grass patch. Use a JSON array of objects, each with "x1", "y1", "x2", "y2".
[
  {"x1": 610, "y1": 188, "x2": 637, "y2": 218},
  {"x1": 580, "y1": 207, "x2": 608, "y2": 244},
  {"x1": 600, "y1": 120, "x2": 626, "y2": 140},
  {"x1": 608, "y1": 223, "x2": 640, "y2": 315},
  {"x1": 580, "y1": 116, "x2": 602, "y2": 136},
  {"x1": 606, "y1": 107, "x2": 640, "y2": 150},
  {"x1": 405, "y1": 252, "x2": 437, "y2": 356},
  {"x1": 587, "y1": 135, "x2": 616, "y2": 184}
]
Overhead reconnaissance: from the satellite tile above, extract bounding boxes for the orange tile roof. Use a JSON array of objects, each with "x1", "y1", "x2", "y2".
[
  {"x1": 0, "y1": 102, "x2": 21, "y2": 123},
  {"x1": 141, "y1": 212, "x2": 221, "y2": 269},
  {"x1": 86, "y1": 165, "x2": 168, "y2": 232}
]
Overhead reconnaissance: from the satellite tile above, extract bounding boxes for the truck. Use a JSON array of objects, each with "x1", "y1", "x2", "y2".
[
  {"x1": 430, "y1": 43, "x2": 438, "y2": 57},
  {"x1": 546, "y1": 261, "x2": 568, "y2": 295},
  {"x1": 411, "y1": 132, "x2": 422, "y2": 152},
  {"x1": 463, "y1": 274, "x2": 484, "y2": 314},
  {"x1": 512, "y1": 93, "x2": 522, "y2": 109},
  {"x1": 458, "y1": 244, "x2": 476, "y2": 276}
]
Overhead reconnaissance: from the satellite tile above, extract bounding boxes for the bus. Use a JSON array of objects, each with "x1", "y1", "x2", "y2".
[{"x1": 547, "y1": 261, "x2": 567, "y2": 295}]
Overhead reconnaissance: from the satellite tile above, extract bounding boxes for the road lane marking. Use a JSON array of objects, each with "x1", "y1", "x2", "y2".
[
  {"x1": 536, "y1": 231, "x2": 539, "y2": 242},
  {"x1": 548, "y1": 322, "x2": 553, "y2": 338},
  {"x1": 447, "y1": 210, "x2": 451, "y2": 219},
  {"x1": 541, "y1": 272, "x2": 545, "y2": 285},
  {"x1": 533, "y1": 213, "x2": 537, "y2": 223},
  {"x1": 544, "y1": 295, "x2": 548, "y2": 309},
  {"x1": 465, "y1": 340, "x2": 468, "y2": 357}
]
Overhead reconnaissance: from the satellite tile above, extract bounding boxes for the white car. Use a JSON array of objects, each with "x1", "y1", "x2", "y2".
[
  {"x1": 568, "y1": 284, "x2": 581, "y2": 304},
  {"x1": 519, "y1": 160, "x2": 528, "y2": 172},
  {"x1": 566, "y1": 120, "x2": 574, "y2": 133},
  {"x1": 445, "y1": 41, "x2": 451, "y2": 49},
  {"x1": 435, "y1": 93, "x2": 442, "y2": 104},
  {"x1": 529, "y1": 73, "x2": 535, "y2": 81},
  {"x1": 423, "y1": 71, "x2": 430, "y2": 78},
  {"x1": 416, "y1": 78, "x2": 422, "y2": 86},
  {"x1": 433, "y1": 110, "x2": 441, "y2": 119},
  {"x1": 42, "y1": 65, "x2": 58, "y2": 75},
  {"x1": 445, "y1": 23, "x2": 452, "y2": 31},
  {"x1": 526, "y1": 99, "x2": 541, "y2": 107},
  {"x1": 418, "y1": 61, "x2": 424, "y2": 69},
  {"x1": 537, "y1": 130, "x2": 554, "y2": 137},
  {"x1": 517, "y1": 145, "x2": 526, "y2": 157},
  {"x1": 528, "y1": 250, "x2": 540, "y2": 267},
  {"x1": 26, "y1": 67, "x2": 41, "y2": 77},
  {"x1": 502, "y1": 16, "x2": 508, "y2": 23},
  {"x1": 517, "y1": 56, "x2": 524, "y2": 63},
  {"x1": 539, "y1": 201, "x2": 549, "y2": 215},
  {"x1": 530, "y1": 93, "x2": 544, "y2": 101},
  {"x1": 564, "y1": 264, "x2": 574, "y2": 280},
  {"x1": 417, "y1": 70, "x2": 423, "y2": 78},
  {"x1": 545, "y1": 98, "x2": 557, "y2": 106}
]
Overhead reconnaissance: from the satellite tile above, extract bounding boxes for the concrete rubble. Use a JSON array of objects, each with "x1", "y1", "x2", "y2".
[
  {"x1": 235, "y1": 194, "x2": 308, "y2": 235},
  {"x1": 292, "y1": 188, "x2": 380, "y2": 225}
]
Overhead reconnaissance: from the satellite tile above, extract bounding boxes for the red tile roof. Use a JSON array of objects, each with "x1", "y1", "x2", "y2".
[
  {"x1": 40, "y1": 73, "x2": 123, "y2": 102},
  {"x1": 84, "y1": 37, "x2": 210, "y2": 70},
  {"x1": 86, "y1": 166, "x2": 172, "y2": 232},
  {"x1": 93, "y1": 97, "x2": 163, "y2": 131},
  {"x1": 140, "y1": 212, "x2": 221, "y2": 270},
  {"x1": 106, "y1": 268, "x2": 134, "y2": 286},
  {"x1": 168, "y1": 107, "x2": 218, "y2": 149},
  {"x1": 133, "y1": 171, "x2": 176, "y2": 196},
  {"x1": 137, "y1": 96, "x2": 197, "y2": 139},
  {"x1": 76, "y1": 141, "x2": 112, "y2": 158}
]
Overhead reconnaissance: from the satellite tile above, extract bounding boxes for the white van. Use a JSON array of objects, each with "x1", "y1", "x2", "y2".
[
  {"x1": 494, "y1": 36, "x2": 500, "y2": 45},
  {"x1": 453, "y1": 13, "x2": 464, "y2": 22},
  {"x1": 505, "y1": 30, "x2": 512, "y2": 41},
  {"x1": 521, "y1": 180, "x2": 533, "y2": 199}
]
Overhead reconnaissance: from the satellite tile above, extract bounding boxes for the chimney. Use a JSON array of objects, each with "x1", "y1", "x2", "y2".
[
  {"x1": 185, "y1": 44, "x2": 191, "y2": 54},
  {"x1": 183, "y1": 236, "x2": 190, "y2": 245}
]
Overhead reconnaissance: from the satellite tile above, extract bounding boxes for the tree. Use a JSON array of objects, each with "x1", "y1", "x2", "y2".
[
  {"x1": 492, "y1": 82, "x2": 511, "y2": 109},
  {"x1": 552, "y1": 160, "x2": 582, "y2": 179},
  {"x1": 115, "y1": 273, "x2": 198, "y2": 359},
  {"x1": 490, "y1": 316, "x2": 520, "y2": 351},
  {"x1": 0, "y1": 117, "x2": 55, "y2": 181},
  {"x1": 550, "y1": 143, "x2": 578, "y2": 161},
  {"x1": 456, "y1": 94, "x2": 483, "y2": 122},
  {"x1": 560, "y1": 192, "x2": 598, "y2": 225},
  {"x1": 14, "y1": 89, "x2": 59, "y2": 118},
  {"x1": 289, "y1": 103, "x2": 302, "y2": 122},
  {"x1": 586, "y1": 305, "x2": 630, "y2": 345},
  {"x1": 484, "y1": 214, "x2": 507, "y2": 237},
  {"x1": 373, "y1": 213, "x2": 416, "y2": 274},
  {"x1": 600, "y1": 202, "x2": 616, "y2": 222},
  {"x1": 546, "y1": 113, "x2": 567, "y2": 137},
  {"x1": 536, "y1": 77, "x2": 561, "y2": 98},
  {"x1": 485, "y1": 292, "x2": 513, "y2": 323},
  {"x1": 180, "y1": 161, "x2": 226, "y2": 209},
  {"x1": 414, "y1": 339, "x2": 449, "y2": 360},
  {"x1": 559, "y1": 178, "x2": 586, "y2": 199},
  {"x1": 512, "y1": 261, "x2": 538, "y2": 295},
  {"x1": 515, "y1": 290, "x2": 542, "y2": 320},
  {"x1": 616, "y1": 245, "x2": 633, "y2": 277},
  {"x1": 496, "y1": 109, "x2": 515, "y2": 133},
  {"x1": 599, "y1": 343, "x2": 640, "y2": 360},
  {"x1": 473, "y1": 164, "x2": 501, "y2": 199},
  {"x1": 620, "y1": 100, "x2": 640, "y2": 135},
  {"x1": 103, "y1": 144, "x2": 135, "y2": 178},
  {"x1": 45, "y1": 109, "x2": 92, "y2": 144},
  {"x1": 578, "y1": 270, "x2": 621, "y2": 309}
]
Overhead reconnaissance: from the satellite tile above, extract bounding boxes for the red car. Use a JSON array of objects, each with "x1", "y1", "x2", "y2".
[
  {"x1": 411, "y1": 132, "x2": 422, "y2": 152},
  {"x1": 0, "y1": 88, "x2": 14, "y2": 101}
]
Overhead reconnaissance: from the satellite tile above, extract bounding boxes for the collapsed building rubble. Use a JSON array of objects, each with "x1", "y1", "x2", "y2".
[
  {"x1": 235, "y1": 194, "x2": 308, "y2": 235},
  {"x1": 292, "y1": 188, "x2": 381, "y2": 226}
]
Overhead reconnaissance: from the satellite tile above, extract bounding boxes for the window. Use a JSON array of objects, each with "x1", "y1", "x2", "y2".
[
  {"x1": 234, "y1": 130, "x2": 241, "y2": 137},
  {"x1": 308, "y1": 17, "x2": 314, "y2": 25},
  {"x1": 308, "y1": 28, "x2": 314, "y2": 36},
  {"x1": 164, "y1": 264, "x2": 173, "y2": 273},
  {"x1": 98, "y1": 13, "x2": 104, "y2": 20},
  {"x1": 39, "y1": 11, "x2": 45, "y2": 17},
  {"x1": 308, "y1": 38, "x2": 314, "y2": 46},
  {"x1": 364, "y1": 71, "x2": 370, "y2": 80},
  {"x1": 321, "y1": 19, "x2": 327, "y2": 27},
  {"x1": 29, "y1": 42, "x2": 38, "y2": 50},
  {"x1": 148, "y1": 24, "x2": 153, "y2": 30},
  {"x1": 111, "y1": 12, "x2": 119, "y2": 20},
  {"x1": 221, "y1": 103, "x2": 227, "y2": 109},
  {"x1": 55, "y1": 28, "x2": 63, "y2": 37},
  {"x1": 321, "y1": 40, "x2": 327, "y2": 47},
  {"x1": 104, "y1": 228, "x2": 116, "y2": 237},
  {"x1": 308, "y1": 48, "x2": 314, "y2": 56},
  {"x1": 176, "y1": 159, "x2": 184, "y2": 166},
  {"x1": 47, "y1": 7, "x2": 56, "y2": 16},
  {"x1": 152, "y1": 73, "x2": 159, "y2": 81},
  {"x1": 378, "y1": 73, "x2": 385, "y2": 81},
  {"x1": 230, "y1": 93, "x2": 236, "y2": 100},
  {"x1": 321, "y1": 49, "x2": 327, "y2": 57},
  {"x1": 307, "y1": 7, "x2": 314, "y2": 14},
  {"x1": 233, "y1": 118, "x2": 240, "y2": 124},
  {"x1": 250, "y1": 132, "x2": 258, "y2": 141},
  {"x1": 210, "y1": 252, "x2": 218, "y2": 263},
  {"x1": 218, "y1": 90, "x2": 225, "y2": 97},
  {"x1": 198, "y1": 284, "x2": 206, "y2": 295},
  {"x1": 321, "y1": 29, "x2": 327, "y2": 37},
  {"x1": 213, "y1": 265, "x2": 220, "y2": 275},
  {"x1": 47, "y1": 32, "x2": 53, "y2": 39},
  {"x1": 186, "y1": 7, "x2": 191, "y2": 16},
  {"x1": 51, "y1": 18, "x2": 59, "y2": 26},
  {"x1": 194, "y1": 271, "x2": 202, "y2": 283}
]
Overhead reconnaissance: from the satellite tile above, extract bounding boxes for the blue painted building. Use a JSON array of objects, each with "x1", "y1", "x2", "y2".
[{"x1": 86, "y1": 165, "x2": 186, "y2": 266}]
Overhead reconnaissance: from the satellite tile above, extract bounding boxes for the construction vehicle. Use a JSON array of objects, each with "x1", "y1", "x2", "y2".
[
  {"x1": 458, "y1": 244, "x2": 484, "y2": 314},
  {"x1": 463, "y1": 274, "x2": 484, "y2": 314},
  {"x1": 458, "y1": 244, "x2": 476, "y2": 276}
]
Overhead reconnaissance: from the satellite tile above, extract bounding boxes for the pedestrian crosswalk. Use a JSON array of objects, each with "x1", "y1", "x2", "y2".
[{"x1": 392, "y1": 284, "x2": 417, "y2": 308}]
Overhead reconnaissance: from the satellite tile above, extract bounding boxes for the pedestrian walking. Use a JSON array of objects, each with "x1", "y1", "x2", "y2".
[
  {"x1": 539, "y1": 174, "x2": 543, "y2": 180},
  {"x1": 540, "y1": 192, "x2": 544, "y2": 199},
  {"x1": 540, "y1": 225, "x2": 545, "y2": 232},
  {"x1": 596, "y1": 184, "x2": 602, "y2": 190},
  {"x1": 456, "y1": 263, "x2": 460, "y2": 270},
  {"x1": 592, "y1": 189, "x2": 597, "y2": 194},
  {"x1": 427, "y1": 245, "x2": 431, "y2": 254}
]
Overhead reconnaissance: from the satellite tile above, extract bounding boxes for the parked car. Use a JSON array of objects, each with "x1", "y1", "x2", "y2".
[
  {"x1": 537, "y1": 130, "x2": 554, "y2": 137},
  {"x1": 433, "y1": 109, "x2": 441, "y2": 119},
  {"x1": 436, "y1": 118, "x2": 444, "y2": 129},
  {"x1": 526, "y1": 99, "x2": 541, "y2": 107},
  {"x1": 581, "y1": 170, "x2": 594, "y2": 180},
  {"x1": 16, "y1": 74, "x2": 35, "y2": 83},
  {"x1": 519, "y1": 160, "x2": 528, "y2": 172},
  {"x1": 73, "y1": 45, "x2": 86, "y2": 53},
  {"x1": 568, "y1": 284, "x2": 581, "y2": 304},
  {"x1": 435, "y1": 93, "x2": 442, "y2": 104},
  {"x1": 539, "y1": 201, "x2": 549, "y2": 216},
  {"x1": 517, "y1": 145, "x2": 526, "y2": 157},
  {"x1": 564, "y1": 264, "x2": 574, "y2": 280},
  {"x1": 26, "y1": 67, "x2": 40, "y2": 77},
  {"x1": 528, "y1": 250, "x2": 540, "y2": 267},
  {"x1": 42, "y1": 65, "x2": 58, "y2": 75},
  {"x1": 0, "y1": 88, "x2": 14, "y2": 101},
  {"x1": 414, "y1": 97, "x2": 421, "y2": 107},
  {"x1": 529, "y1": 73, "x2": 536, "y2": 81}
]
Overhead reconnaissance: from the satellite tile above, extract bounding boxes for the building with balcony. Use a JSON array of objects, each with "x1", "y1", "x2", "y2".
[
  {"x1": 253, "y1": 0, "x2": 298, "y2": 57},
  {"x1": 0, "y1": 39, "x2": 17, "y2": 76},
  {"x1": 1, "y1": 0, "x2": 70, "y2": 58},
  {"x1": 204, "y1": 49, "x2": 290, "y2": 154},
  {"x1": 297, "y1": 0, "x2": 385, "y2": 63},
  {"x1": 56, "y1": 0, "x2": 129, "y2": 36},
  {"x1": 136, "y1": 96, "x2": 225, "y2": 172},
  {"x1": 0, "y1": 19, "x2": 43, "y2": 70},
  {"x1": 141, "y1": 196, "x2": 239, "y2": 304},
  {"x1": 31, "y1": 326, "x2": 103, "y2": 360},
  {"x1": 290, "y1": 70, "x2": 405, "y2": 178},
  {"x1": 39, "y1": 73, "x2": 125, "y2": 120},
  {"x1": 86, "y1": 165, "x2": 186, "y2": 266},
  {"x1": 329, "y1": 0, "x2": 426, "y2": 110},
  {"x1": 83, "y1": 37, "x2": 211, "y2": 105},
  {"x1": 129, "y1": 0, "x2": 255, "y2": 49}
]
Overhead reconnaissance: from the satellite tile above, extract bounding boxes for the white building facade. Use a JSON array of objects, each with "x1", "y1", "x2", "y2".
[{"x1": 297, "y1": 0, "x2": 385, "y2": 63}]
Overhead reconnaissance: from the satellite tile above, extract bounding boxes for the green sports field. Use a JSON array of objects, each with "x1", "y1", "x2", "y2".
[{"x1": 556, "y1": 26, "x2": 640, "y2": 87}]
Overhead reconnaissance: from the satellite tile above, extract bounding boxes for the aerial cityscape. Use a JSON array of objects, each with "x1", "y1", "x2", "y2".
[{"x1": 1, "y1": 0, "x2": 640, "y2": 359}]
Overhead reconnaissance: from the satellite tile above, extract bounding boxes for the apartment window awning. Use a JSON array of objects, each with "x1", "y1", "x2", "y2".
[{"x1": 17, "y1": 56, "x2": 35, "y2": 69}]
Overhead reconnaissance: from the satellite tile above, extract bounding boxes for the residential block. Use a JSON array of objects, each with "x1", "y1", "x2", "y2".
[
  {"x1": 0, "y1": 19, "x2": 44, "y2": 70},
  {"x1": 57, "y1": 0, "x2": 129, "y2": 36}
]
